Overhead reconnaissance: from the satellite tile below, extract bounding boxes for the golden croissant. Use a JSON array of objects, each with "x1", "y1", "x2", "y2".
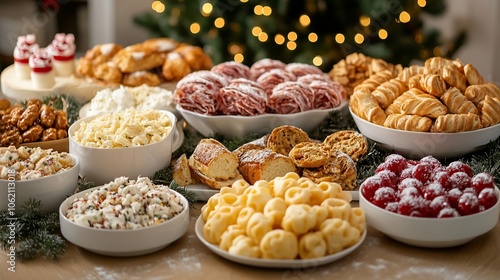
[
  {"x1": 400, "y1": 89, "x2": 448, "y2": 118},
  {"x1": 385, "y1": 88, "x2": 429, "y2": 115},
  {"x1": 354, "y1": 70, "x2": 394, "y2": 93},
  {"x1": 439, "y1": 64, "x2": 467, "y2": 92},
  {"x1": 441, "y1": 87, "x2": 479, "y2": 115},
  {"x1": 371, "y1": 78, "x2": 406, "y2": 109},
  {"x1": 383, "y1": 114, "x2": 432, "y2": 132},
  {"x1": 465, "y1": 83, "x2": 500, "y2": 105},
  {"x1": 479, "y1": 95, "x2": 500, "y2": 127},
  {"x1": 409, "y1": 74, "x2": 447, "y2": 97},
  {"x1": 432, "y1": 113, "x2": 482, "y2": 132},
  {"x1": 464, "y1": 64, "x2": 485, "y2": 85},
  {"x1": 350, "y1": 88, "x2": 387, "y2": 125},
  {"x1": 397, "y1": 65, "x2": 425, "y2": 82},
  {"x1": 424, "y1": 57, "x2": 452, "y2": 74}
]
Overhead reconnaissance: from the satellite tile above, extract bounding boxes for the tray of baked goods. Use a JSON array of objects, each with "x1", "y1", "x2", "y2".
[{"x1": 172, "y1": 125, "x2": 368, "y2": 201}]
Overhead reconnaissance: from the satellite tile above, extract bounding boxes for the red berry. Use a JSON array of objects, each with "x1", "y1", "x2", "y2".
[
  {"x1": 399, "y1": 166, "x2": 415, "y2": 182},
  {"x1": 385, "y1": 202, "x2": 399, "y2": 213},
  {"x1": 361, "y1": 176, "x2": 383, "y2": 201},
  {"x1": 429, "y1": 195, "x2": 449, "y2": 217},
  {"x1": 447, "y1": 188, "x2": 463, "y2": 209},
  {"x1": 432, "y1": 170, "x2": 450, "y2": 190},
  {"x1": 372, "y1": 187, "x2": 397, "y2": 208},
  {"x1": 398, "y1": 195, "x2": 428, "y2": 217},
  {"x1": 462, "y1": 187, "x2": 477, "y2": 195},
  {"x1": 423, "y1": 183, "x2": 446, "y2": 201},
  {"x1": 383, "y1": 154, "x2": 408, "y2": 175},
  {"x1": 412, "y1": 162, "x2": 433, "y2": 183},
  {"x1": 375, "y1": 170, "x2": 398, "y2": 188},
  {"x1": 398, "y1": 178, "x2": 424, "y2": 194},
  {"x1": 478, "y1": 188, "x2": 498, "y2": 210},
  {"x1": 400, "y1": 186, "x2": 422, "y2": 198},
  {"x1": 471, "y1": 173, "x2": 495, "y2": 194},
  {"x1": 457, "y1": 193, "x2": 480, "y2": 216},
  {"x1": 437, "y1": 207, "x2": 460, "y2": 218},
  {"x1": 447, "y1": 161, "x2": 473, "y2": 177},
  {"x1": 448, "y1": 172, "x2": 472, "y2": 190},
  {"x1": 419, "y1": 155, "x2": 442, "y2": 170}
]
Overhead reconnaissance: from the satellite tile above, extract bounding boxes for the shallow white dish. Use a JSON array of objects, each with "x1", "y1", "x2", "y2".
[
  {"x1": 350, "y1": 107, "x2": 500, "y2": 159},
  {"x1": 195, "y1": 216, "x2": 365, "y2": 268},
  {"x1": 177, "y1": 100, "x2": 347, "y2": 139},
  {"x1": 59, "y1": 186, "x2": 190, "y2": 257},
  {"x1": 359, "y1": 185, "x2": 500, "y2": 248}
]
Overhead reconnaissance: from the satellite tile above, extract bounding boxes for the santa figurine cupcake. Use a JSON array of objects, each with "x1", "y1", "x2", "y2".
[
  {"x1": 48, "y1": 33, "x2": 76, "y2": 76},
  {"x1": 13, "y1": 34, "x2": 39, "y2": 79},
  {"x1": 29, "y1": 48, "x2": 55, "y2": 88}
]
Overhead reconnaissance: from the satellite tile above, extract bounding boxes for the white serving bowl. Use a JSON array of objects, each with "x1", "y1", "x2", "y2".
[
  {"x1": 0, "y1": 154, "x2": 79, "y2": 213},
  {"x1": 177, "y1": 100, "x2": 348, "y2": 139},
  {"x1": 69, "y1": 110, "x2": 182, "y2": 185},
  {"x1": 59, "y1": 186, "x2": 189, "y2": 256},
  {"x1": 359, "y1": 185, "x2": 500, "y2": 248},
  {"x1": 350, "y1": 107, "x2": 500, "y2": 159}
]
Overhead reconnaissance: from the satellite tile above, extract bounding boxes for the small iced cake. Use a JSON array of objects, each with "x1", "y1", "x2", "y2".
[
  {"x1": 29, "y1": 48, "x2": 55, "y2": 89},
  {"x1": 48, "y1": 33, "x2": 76, "y2": 76},
  {"x1": 13, "y1": 34, "x2": 39, "y2": 79}
]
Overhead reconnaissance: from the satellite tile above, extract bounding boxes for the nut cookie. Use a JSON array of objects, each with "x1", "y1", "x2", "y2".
[
  {"x1": 266, "y1": 125, "x2": 310, "y2": 156},
  {"x1": 302, "y1": 150, "x2": 357, "y2": 190},
  {"x1": 288, "y1": 142, "x2": 330, "y2": 168},
  {"x1": 323, "y1": 130, "x2": 368, "y2": 161}
]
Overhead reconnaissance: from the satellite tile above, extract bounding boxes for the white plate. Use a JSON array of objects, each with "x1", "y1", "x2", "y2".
[
  {"x1": 178, "y1": 100, "x2": 348, "y2": 139},
  {"x1": 195, "y1": 216, "x2": 366, "y2": 268},
  {"x1": 184, "y1": 182, "x2": 359, "y2": 201}
]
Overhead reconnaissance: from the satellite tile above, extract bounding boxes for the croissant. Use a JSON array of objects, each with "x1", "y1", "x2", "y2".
[
  {"x1": 464, "y1": 83, "x2": 500, "y2": 105},
  {"x1": 400, "y1": 92, "x2": 448, "y2": 118},
  {"x1": 353, "y1": 70, "x2": 394, "y2": 93},
  {"x1": 385, "y1": 88, "x2": 428, "y2": 115},
  {"x1": 432, "y1": 113, "x2": 482, "y2": 132},
  {"x1": 440, "y1": 87, "x2": 479, "y2": 115},
  {"x1": 424, "y1": 57, "x2": 452, "y2": 74},
  {"x1": 371, "y1": 78, "x2": 406, "y2": 109},
  {"x1": 350, "y1": 88, "x2": 387, "y2": 125},
  {"x1": 439, "y1": 64, "x2": 467, "y2": 92},
  {"x1": 383, "y1": 114, "x2": 432, "y2": 132},
  {"x1": 464, "y1": 64, "x2": 485, "y2": 85},
  {"x1": 479, "y1": 95, "x2": 500, "y2": 127},
  {"x1": 397, "y1": 65, "x2": 425, "y2": 82}
]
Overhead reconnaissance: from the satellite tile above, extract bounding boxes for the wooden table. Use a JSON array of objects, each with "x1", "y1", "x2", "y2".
[{"x1": 2, "y1": 202, "x2": 499, "y2": 280}]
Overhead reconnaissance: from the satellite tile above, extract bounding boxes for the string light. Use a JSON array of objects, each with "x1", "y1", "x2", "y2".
[
  {"x1": 286, "y1": 41, "x2": 297, "y2": 50},
  {"x1": 258, "y1": 32, "x2": 268, "y2": 42},
  {"x1": 359, "y1": 16, "x2": 370, "y2": 27},
  {"x1": 417, "y1": 0, "x2": 427, "y2": 7},
  {"x1": 228, "y1": 44, "x2": 241, "y2": 55},
  {"x1": 252, "y1": 26, "x2": 262, "y2": 36},
  {"x1": 214, "y1": 17, "x2": 225, "y2": 28},
  {"x1": 254, "y1": 5, "x2": 263, "y2": 15},
  {"x1": 288, "y1": 32, "x2": 298, "y2": 41},
  {"x1": 354, "y1": 33, "x2": 364, "y2": 44},
  {"x1": 399, "y1": 11, "x2": 411, "y2": 23},
  {"x1": 335, "y1": 33, "x2": 345, "y2": 44},
  {"x1": 190, "y1": 23, "x2": 201, "y2": 34},
  {"x1": 275, "y1": 34, "x2": 285, "y2": 45},
  {"x1": 240, "y1": 0, "x2": 249, "y2": 3},
  {"x1": 308, "y1": 33, "x2": 318, "y2": 42},
  {"x1": 378, "y1": 29, "x2": 388, "y2": 40},
  {"x1": 312, "y1": 56, "x2": 323, "y2": 66},
  {"x1": 433, "y1": 47, "x2": 443, "y2": 56},
  {"x1": 201, "y1": 3, "x2": 213, "y2": 16},
  {"x1": 151, "y1": 1, "x2": 165, "y2": 13},
  {"x1": 299, "y1": 15, "x2": 311, "y2": 27},
  {"x1": 262, "y1": 6, "x2": 272, "y2": 16},
  {"x1": 415, "y1": 33, "x2": 423, "y2": 43},
  {"x1": 234, "y1": 53, "x2": 244, "y2": 63}
]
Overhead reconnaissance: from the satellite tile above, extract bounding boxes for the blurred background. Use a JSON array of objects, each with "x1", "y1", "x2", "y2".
[{"x1": 0, "y1": 0, "x2": 499, "y2": 83}]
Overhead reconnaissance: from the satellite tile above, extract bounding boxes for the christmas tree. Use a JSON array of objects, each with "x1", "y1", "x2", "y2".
[{"x1": 134, "y1": 0, "x2": 466, "y2": 71}]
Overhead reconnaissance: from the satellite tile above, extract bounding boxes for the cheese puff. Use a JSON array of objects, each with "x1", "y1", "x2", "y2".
[
  {"x1": 253, "y1": 179, "x2": 271, "y2": 190},
  {"x1": 263, "y1": 197, "x2": 287, "y2": 227},
  {"x1": 260, "y1": 229, "x2": 299, "y2": 259},
  {"x1": 297, "y1": 177, "x2": 317, "y2": 189},
  {"x1": 204, "y1": 206, "x2": 240, "y2": 244},
  {"x1": 281, "y1": 204, "x2": 316, "y2": 235},
  {"x1": 232, "y1": 179, "x2": 251, "y2": 195},
  {"x1": 219, "y1": 186, "x2": 235, "y2": 195},
  {"x1": 321, "y1": 198, "x2": 351, "y2": 220},
  {"x1": 298, "y1": 231, "x2": 327, "y2": 259},
  {"x1": 308, "y1": 187, "x2": 326, "y2": 206},
  {"x1": 220, "y1": 224, "x2": 246, "y2": 251},
  {"x1": 246, "y1": 212, "x2": 274, "y2": 244},
  {"x1": 271, "y1": 173, "x2": 300, "y2": 198},
  {"x1": 317, "y1": 181, "x2": 343, "y2": 199},
  {"x1": 311, "y1": 205, "x2": 328, "y2": 230},
  {"x1": 335, "y1": 190, "x2": 353, "y2": 203},
  {"x1": 349, "y1": 207, "x2": 366, "y2": 233},
  {"x1": 229, "y1": 235, "x2": 261, "y2": 258},
  {"x1": 218, "y1": 192, "x2": 246, "y2": 212},
  {"x1": 201, "y1": 193, "x2": 221, "y2": 222},
  {"x1": 320, "y1": 218, "x2": 360, "y2": 254},
  {"x1": 246, "y1": 186, "x2": 273, "y2": 212},
  {"x1": 284, "y1": 187, "x2": 312, "y2": 205},
  {"x1": 237, "y1": 207, "x2": 256, "y2": 229}
]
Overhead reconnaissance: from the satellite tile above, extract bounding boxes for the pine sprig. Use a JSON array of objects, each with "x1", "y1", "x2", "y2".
[
  {"x1": 152, "y1": 166, "x2": 197, "y2": 205},
  {"x1": 41, "y1": 94, "x2": 82, "y2": 125}
]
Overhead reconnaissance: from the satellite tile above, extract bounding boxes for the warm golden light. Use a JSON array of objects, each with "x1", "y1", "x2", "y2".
[
  {"x1": 201, "y1": 3, "x2": 213, "y2": 16},
  {"x1": 287, "y1": 41, "x2": 297, "y2": 50},
  {"x1": 354, "y1": 33, "x2": 364, "y2": 44},
  {"x1": 378, "y1": 29, "x2": 388, "y2": 40},
  {"x1": 433, "y1": 47, "x2": 443, "y2": 56},
  {"x1": 275, "y1": 34, "x2": 285, "y2": 45},
  {"x1": 258, "y1": 32, "x2": 268, "y2": 42},
  {"x1": 335, "y1": 33, "x2": 345, "y2": 44},
  {"x1": 417, "y1": 0, "x2": 427, "y2": 7},
  {"x1": 214, "y1": 17, "x2": 225, "y2": 28},
  {"x1": 308, "y1": 32, "x2": 318, "y2": 42},
  {"x1": 228, "y1": 44, "x2": 241, "y2": 55},
  {"x1": 262, "y1": 6, "x2": 272, "y2": 16},
  {"x1": 287, "y1": 32, "x2": 298, "y2": 41},
  {"x1": 152, "y1": 1, "x2": 165, "y2": 13},
  {"x1": 234, "y1": 53, "x2": 244, "y2": 63},
  {"x1": 190, "y1": 23, "x2": 201, "y2": 34},
  {"x1": 399, "y1": 11, "x2": 411, "y2": 23},
  {"x1": 360, "y1": 16, "x2": 371, "y2": 27},
  {"x1": 240, "y1": 0, "x2": 249, "y2": 3},
  {"x1": 312, "y1": 56, "x2": 323, "y2": 66},
  {"x1": 252, "y1": 26, "x2": 262, "y2": 36},
  {"x1": 299, "y1": 15, "x2": 311, "y2": 26},
  {"x1": 254, "y1": 5, "x2": 263, "y2": 15},
  {"x1": 415, "y1": 33, "x2": 422, "y2": 43}
]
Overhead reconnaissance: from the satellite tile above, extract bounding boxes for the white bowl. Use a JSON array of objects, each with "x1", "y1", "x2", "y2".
[
  {"x1": 359, "y1": 185, "x2": 500, "y2": 248},
  {"x1": 177, "y1": 100, "x2": 347, "y2": 139},
  {"x1": 59, "y1": 186, "x2": 189, "y2": 256},
  {"x1": 0, "y1": 154, "x2": 79, "y2": 213},
  {"x1": 350, "y1": 107, "x2": 500, "y2": 159},
  {"x1": 69, "y1": 110, "x2": 183, "y2": 185}
]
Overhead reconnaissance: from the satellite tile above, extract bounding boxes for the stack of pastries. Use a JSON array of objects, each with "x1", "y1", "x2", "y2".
[
  {"x1": 348, "y1": 56, "x2": 500, "y2": 132},
  {"x1": 75, "y1": 38, "x2": 212, "y2": 87}
]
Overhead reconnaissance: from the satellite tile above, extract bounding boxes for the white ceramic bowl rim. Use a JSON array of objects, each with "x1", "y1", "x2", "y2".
[
  {"x1": 0, "y1": 154, "x2": 79, "y2": 182},
  {"x1": 59, "y1": 186, "x2": 189, "y2": 232}
]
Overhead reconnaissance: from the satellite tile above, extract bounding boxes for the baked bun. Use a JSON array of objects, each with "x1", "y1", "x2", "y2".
[
  {"x1": 113, "y1": 44, "x2": 166, "y2": 73},
  {"x1": 75, "y1": 43, "x2": 123, "y2": 78},
  {"x1": 93, "y1": 62, "x2": 122, "y2": 84},
  {"x1": 122, "y1": 71, "x2": 162, "y2": 87},
  {"x1": 176, "y1": 45, "x2": 213, "y2": 71},
  {"x1": 162, "y1": 52, "x2": 191, "y2": 81},
  {"x1": 190, "y1": 138, "x2": 239, "y2": 180},
  {"x1": 237, "y1": 148, "x2": 296, "y2": 185},
  {"x1": 142, "y1": 37, "x2": 179, "y2": 53},
  {"x1": 266, "y1": 125, "x2": 310, "y2": 156}
]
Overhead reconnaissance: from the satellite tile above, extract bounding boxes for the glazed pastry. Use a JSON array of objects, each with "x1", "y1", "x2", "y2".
[
  {"x1": 383, "y1": 114, "x2": 432, "y2": 132},
  {"x1": 122, "y1": 71, "x2": 161, "y2": 87},
  {"x1": 113, "y1": 43, "x2": 166, "y2": 73},
  {"x1": 479, "y1": 95, "x2": 500, "y2": 127},
  {"x1": 409, "y1": 74, "x2": 447, "y2": 97},
  {"x1": 423, "y1": 57, "x2": 452, "y2": 74},
  {"x1": 439, "y1": 64, "x2": 467, "y2": 92},
  {"x1": 353, "y1": 70, "x2": 393, "y2": 93},
  {"x1": 397, "y1": 65, "x2": 425, "y2": 82},
  {"x1": 440, "y1": 87, "x2": 479, "y2": 115},
  {"x1": 162, "y1": 52, "x2": 191, "y2": 81},
  {"x1": 384, "y1": 88, "x2": 427, "y2": 115},
  {"x1": 176, "y1": 45, "x2": 213, "y2": 71},
  {"x1": 75, "y1": 43, "x2": 123, "y2": 78},
  {"x1": 464, "y1": 64, "x2": 485, "y2": 85},
  {"x1": 370, "y1": 78, "x2": 406, "y2": 109},
  {"x1": 142, "y1": 37, "x2": 179, "y2": 53},
  {"x1": 93, "y1": 62, "x2": 122, "y2": 84},
  {"x1": 464, "y1": 83, "x2": 500, "y2": 105},
  {"x1": 400, "y1": 93, "x2": 447, "y2": 118},
  {"x1": 432, "y1": 113, "x2": 482, "y2": 132},
  {"x1": 350, "y1": 88, "x2": 387, "y2": 125}
]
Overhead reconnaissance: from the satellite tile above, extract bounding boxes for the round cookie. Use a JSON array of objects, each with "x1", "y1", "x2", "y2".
[
  {"x1": 323, "y1": 130, "x2": 368, "y2": 161},
  {"x1": 288, "y1": 142, "x2": 330, "y2": 168},
  {"x1": 266, "y1": 125, "x2": 310, "y2": 156},
  {"x1": 302, "y1": 150, "x2": 357, "y2": 190}
]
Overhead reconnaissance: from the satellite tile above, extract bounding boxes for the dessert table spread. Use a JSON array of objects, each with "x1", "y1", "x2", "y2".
[{"x1": 2, "y1": 202, "x2": 499, "y2": 280}]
